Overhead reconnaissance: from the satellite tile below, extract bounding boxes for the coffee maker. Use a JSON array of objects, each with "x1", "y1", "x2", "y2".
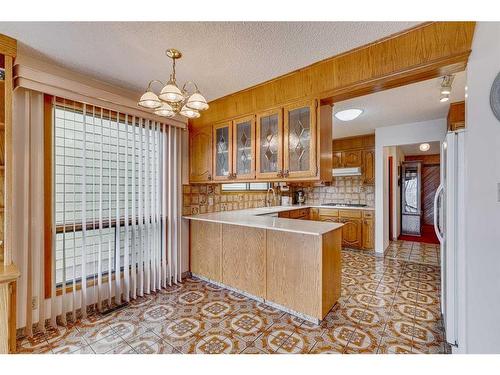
[{"x1": 294, "y1": 189, "x2": 305, "y2": 205}]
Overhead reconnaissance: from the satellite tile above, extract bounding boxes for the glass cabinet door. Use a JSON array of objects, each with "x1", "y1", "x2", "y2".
[
  {"x1": 212, "y1": 122, "x2": 232, "y2": 180},
  {"x1": 284, "y1": 100, "x2": 316, "y2": 178},
  {"x1": 232, "y1": 115, "x2": 255, "y2": 180},
  {"x1": 256, "y1": 109, "x2": 283, "y2": 179}
]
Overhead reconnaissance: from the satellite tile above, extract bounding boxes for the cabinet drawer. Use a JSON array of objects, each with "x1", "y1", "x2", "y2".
[
  {"x1": 318, "y1": 208, "x2": 339, "y2": 217},
  {"x1": 363, "y1": 211, "x2": 374, "y2": 219},
  {"x1": 319, "y1": 215, "x2": 339, "y2": 222},
  {"x1": 278, "y1": 211, "x2": 290, "y2": 218},
  {"x1": 289, "y1": 208, "x2": 309, "y2": 218},
  {"x1": 339, "y1": 210, "x2": 362, "y2": 219}
]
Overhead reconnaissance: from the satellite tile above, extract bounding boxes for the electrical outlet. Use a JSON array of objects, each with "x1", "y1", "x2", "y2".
[{"x1": 31, "y1": 296, "x2": 38, "y2": 310}]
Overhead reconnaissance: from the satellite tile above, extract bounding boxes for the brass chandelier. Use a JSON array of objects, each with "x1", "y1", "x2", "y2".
[{"x1": 138, "y1": 48, "x2": 209, "y2": 119}]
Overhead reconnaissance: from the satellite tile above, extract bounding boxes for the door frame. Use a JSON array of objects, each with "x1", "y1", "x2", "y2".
[{"x1": 388, "y1": 156, "x2": 393, "y2": 241}]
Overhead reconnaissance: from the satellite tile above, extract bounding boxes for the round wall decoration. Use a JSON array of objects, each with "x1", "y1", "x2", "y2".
[{"x1": 490, "y1": 72, "x2": 500, "y2": 122}]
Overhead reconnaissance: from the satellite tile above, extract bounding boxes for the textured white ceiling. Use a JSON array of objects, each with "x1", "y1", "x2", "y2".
[
  {"x1": 333, "y1": 70, "x2": 466, "y2": 138},
  {"x1": 0, "y1": 22, "x2": 419, "y2": 101},
  {"x1": 399, "y1": 141, "x2": 441, "y2": 156}
]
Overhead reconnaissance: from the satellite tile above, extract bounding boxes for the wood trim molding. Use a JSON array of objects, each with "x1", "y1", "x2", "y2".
[
  {"x1": 0, "y1": 34, "x2": 16, "y2": 58},
  {"x1": 13, "y1": 59, "x2": 187, "y2": 128},
  {"x1": 190, "y1": 22, "x2": 475, "y2": 128},
  {"x1": 3, "y1": 55, "x2": 14, "y2": 266}
]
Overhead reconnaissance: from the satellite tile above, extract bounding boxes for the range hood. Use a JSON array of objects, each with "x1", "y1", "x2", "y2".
[{"x1": 332, "y1": 167, "x2": 362, "y2": 177}]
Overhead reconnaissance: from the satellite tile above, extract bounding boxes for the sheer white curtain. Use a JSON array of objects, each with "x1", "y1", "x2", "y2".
[{"x1": 12, "y1": 90, "x2": 184, "y2": 334}]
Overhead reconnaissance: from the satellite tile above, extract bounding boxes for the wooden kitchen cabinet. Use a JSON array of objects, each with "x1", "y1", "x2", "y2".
[
  {"x1": 190, "y1": 220, "x2": 222, "y2": 282},
  {"x1": 316, "y1": 208, "x2": 374, "y2": 251},
  {"x1": 266, "y1": 229, "x2": 341, "y2": 319},
  {"x1": 447, "y1": 101, "x2": 465, "y2": 131},
  {"x1": 289, "y1": 208, "x2": 310, "y2": 219},
  {"x1": 278, "y1": 210, "x2": 290, "y2": 218},
  {"x1": 339, "y1": 218, "x2": 362, "y2": 248},
  {"x1": 309, "y1": 208, "x2": 319, "y2": 221},
  {"x1": 189, "y1": 125, "x2": 213, "y2": 183},
  {"x1": 283, "y1": 100, "x2": 317, "y2": 179},
  {"x1": 332, "y1": 152, "x2": 343, "y2": 169},
  {"x1": 332, "y1": 134, "x2": 375, "y2": 185},
  {"x1": 256, "y1": 108, "x2": 283, "y2": 179},
  {"x1": 362, "y1": 212, "x2": 374, "y2": 250},
  {"x1": 363, "y1": 149, "x2": 375, "y2": 185},
  {"x1": 318, "y1": 208, "x2": 339, "y2": 222},
  {"x1": 213, "y1": 121, "x2": 233, "y2": 181},
  {"x1": 222, "y1": 225, "x2": 266, "y2": 298},
  {"x1": 342, "y1": 150, "x2": 362, "y2": 168},
  {"x1": 189, "y1": 100, "x2": 331, "y2": 184},
  {"x1": 232, "y1": 115, "x2": 256, "y2": 180}
]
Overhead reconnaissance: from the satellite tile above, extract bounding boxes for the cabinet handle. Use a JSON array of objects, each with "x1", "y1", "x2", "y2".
[
  {"x1": 277, "y1": 170, "x2": 283, "y2": 178},
  {"x1": 207, "y1": 174, "x2": 212, "y2": 181},
  {"x1": 233, "y1": 173, "x2": 237, "y2": 179},
  {"x1": 283, "y1": 169, "x2": 290, "y2": 178}
]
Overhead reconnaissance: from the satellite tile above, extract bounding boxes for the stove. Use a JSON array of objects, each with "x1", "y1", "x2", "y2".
[{"x1": 321, "y1": 203, "x2": 368, "y2": 208}]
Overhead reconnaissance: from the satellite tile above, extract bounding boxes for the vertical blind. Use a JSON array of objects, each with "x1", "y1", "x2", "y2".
[{"x1": 51, "y1": 97, "x2": 183, "y2": 325}]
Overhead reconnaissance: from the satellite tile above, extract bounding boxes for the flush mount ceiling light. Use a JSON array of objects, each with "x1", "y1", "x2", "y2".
[
  {"x1": 138, "y1": 48, "x2": 209, "y2": 119},
  {"x1": 439, "y1": 74, "x2": 454, "y2": 103},
  {"x1": 334, "y1": 108, "x2": 363, "y2": 121},
  {"x1": 419, "y1": 143, "x2": 430, "y2": 152}
]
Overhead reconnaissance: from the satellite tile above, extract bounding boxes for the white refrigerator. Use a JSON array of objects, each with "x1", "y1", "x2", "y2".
[{"x1": 434, "y1": 129, "x2": 466, "y2": 352}]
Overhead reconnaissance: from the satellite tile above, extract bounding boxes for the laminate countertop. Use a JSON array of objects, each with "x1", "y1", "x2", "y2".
[{"x1": 183, "y1": 205, "x2": 348, "y2": 236}]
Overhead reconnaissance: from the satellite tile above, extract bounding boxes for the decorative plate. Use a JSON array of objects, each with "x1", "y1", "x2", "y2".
[{"x1": 490, "y1": 72, "x2": 500, "y2": 122}]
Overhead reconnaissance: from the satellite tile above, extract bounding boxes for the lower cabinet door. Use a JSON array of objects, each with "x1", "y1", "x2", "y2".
[
  {"x1": 190, "y1": 221, "x2": 222, "y2": 282},
  {"x1": 362, "y1": 218, "x2": 374, "y2": 250},
  {"x1": 222, "y1": 224, "x2": 266, "y2": 298},
  {"x1": 266, "y1": 230, "x2": 322, "y2": 319},
  {"x1": 341, "y1": 218, "x2": 362, "y2": 248}
]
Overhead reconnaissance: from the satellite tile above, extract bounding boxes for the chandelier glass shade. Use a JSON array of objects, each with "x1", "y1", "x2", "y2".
[{"x1": 138, "y1": 49, "x2": 209, "y2": 119}]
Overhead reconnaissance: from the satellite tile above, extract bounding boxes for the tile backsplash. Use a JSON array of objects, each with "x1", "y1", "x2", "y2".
[
  {"x1": 291, "y1": 176, "x2": 375, "y2": 207},
  {"x1": 182, "y1": 184, "x2": 276, "y2": 216},
  {"x1": 183, "y1": 176, "x2": 374, "y2": 216}
]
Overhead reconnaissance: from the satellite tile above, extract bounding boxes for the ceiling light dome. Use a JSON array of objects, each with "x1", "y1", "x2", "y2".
[
  {"x1": 334, "y1": 108, "x2": 363, "y2": 122},
  {"x1": 154, "y1": 103, "x2": 175, "y2": 117},
  {"x1": 186, "y1": 92, "x2": 209, "y2": 111},
  {"x1": 159, "y1": 82, "x2": 184, "y2": 103},
  {"x1": 180, "y1": 105, "x2": 200, "y2": 119},
  {"x1": 419, "y1": 143, "x2": 430, "y2": 152},
  {"x1": 138, "y1": 91, "x2": 161, "y2": 109}
]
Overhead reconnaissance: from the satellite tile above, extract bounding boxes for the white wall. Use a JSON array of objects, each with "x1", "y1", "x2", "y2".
[
  {"x1": 462, "y1": 22, "x2": 500, "y2": 354},
  {"x1": 375, "y1": 119, "x2": 447, "y2": 253}
]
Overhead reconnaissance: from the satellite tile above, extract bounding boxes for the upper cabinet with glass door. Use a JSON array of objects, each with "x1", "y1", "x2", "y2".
[
  {"x1": 232, "y1": 115, "x2": 255, "y2": 180},
  {"x1": 256, "y1": 108, "x2": 283, "y2": 179},
  {"x1": 283, "y1": 100, "x2": 317, "y2": 178},
  {"x1": 188, "y1": 98, "x2": 332, "y2": 184},
  {"x1": 213, "y1": 121, "x2": 232, "y2": 181}
]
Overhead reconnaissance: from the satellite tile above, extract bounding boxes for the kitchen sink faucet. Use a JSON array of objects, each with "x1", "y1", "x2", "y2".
[{"x1": 266, "y1": 187, "x2": 276, "y2": 207}]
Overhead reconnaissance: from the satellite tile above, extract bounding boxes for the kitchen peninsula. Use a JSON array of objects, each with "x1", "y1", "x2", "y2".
[{"x1": 185, "y1": 205, "x2": 344, "y2": 323}]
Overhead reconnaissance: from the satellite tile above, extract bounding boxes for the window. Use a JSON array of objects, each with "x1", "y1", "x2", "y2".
[
  {"x1": 53, "y1": 101, "x2": 164, "y2": 286},
  {"x1": 221, "y1": 182, "x2": 271, "y2": 192}
]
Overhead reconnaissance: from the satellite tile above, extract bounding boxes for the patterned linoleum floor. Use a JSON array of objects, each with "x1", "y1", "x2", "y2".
[{"x1": 16, "y1": 240, "x2": 447, "y2": 354}]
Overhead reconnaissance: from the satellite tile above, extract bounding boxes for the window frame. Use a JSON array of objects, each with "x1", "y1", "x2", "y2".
[
  {"x1": 221, "y1": 182, "x2": 271, "y2": 192},
  {"x1": 44, "y1": 95, "x2": 166, "y2": 297}
]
